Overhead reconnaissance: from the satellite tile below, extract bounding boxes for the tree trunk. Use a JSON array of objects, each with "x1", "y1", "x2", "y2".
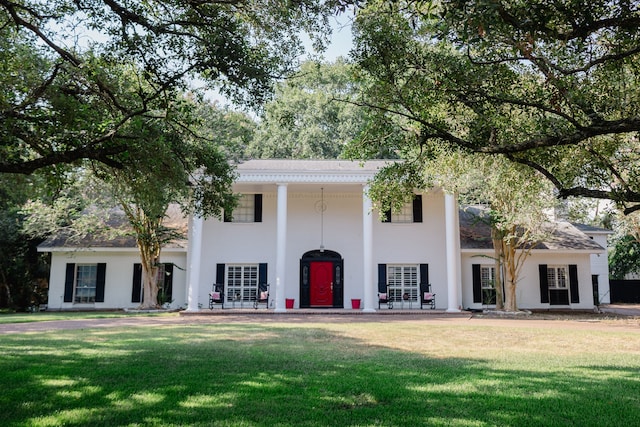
[
  {"x1": 121, "y1": 204, "x2": 164, "y2": 309},
  {"x1": 0, "y1": 269, "x2": 12, "y2": 308},
  {"x1": 138, "y1": 224, "x2": 162, "y2": 309},
  {"x1": 491, "y1": 227, "x2": 505, "y2": 310},
  {"x1": 502, "y1": 232, "x2": 519, "y2": 312},
  {"x1": 139, "y1": 247, "x2": 160, "y2": 309}
]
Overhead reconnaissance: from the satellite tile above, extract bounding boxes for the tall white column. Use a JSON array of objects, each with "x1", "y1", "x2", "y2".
[
  {"x1": 445, "y1": 192, "x2": 462, "y2": 312},
  {"x1": 275, "y1": 183, "x2": 288, "y2": 312},
  {"x1": 186, "y1": 215, "x2": 204, "y2": 312},
  {"x1": 362, "y1": 185, "x2": 376, "y2": 312}
]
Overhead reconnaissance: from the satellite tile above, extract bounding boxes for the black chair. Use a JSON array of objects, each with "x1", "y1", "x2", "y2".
[
  {"x1": 209, "y1": 284, "x2": 224, "y2": 309},
  {"x1": 253, "y1": 283, "x2": 270, "y2": 309},
  {"x1": 378, "y1": 287, "x2": 393, "y2": 309},
  {"x1": 420, "y1": 283, "x2": 436, "y2": 309}
]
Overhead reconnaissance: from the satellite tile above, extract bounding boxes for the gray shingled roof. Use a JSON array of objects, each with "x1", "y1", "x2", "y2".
[
  {"x1": 572, "y1": 222, "x2": 614, "y2": 235},
  {"x1": 459, "y1": 207, "x2": 605, "y2": 252}
]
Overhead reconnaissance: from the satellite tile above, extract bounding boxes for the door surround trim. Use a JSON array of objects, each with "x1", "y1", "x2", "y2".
[{"x1": 300, "y1": 249, "x2": 343, "y2": 308}]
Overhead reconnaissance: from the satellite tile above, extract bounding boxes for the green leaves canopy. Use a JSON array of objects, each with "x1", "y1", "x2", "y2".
[
  {"x1": 350, "y1": 0, "x2": 640, "y2": 214},
  {"x1": 0, "y1": 0, "x2": 345, "y2": 174},
  {"x1": 248, "y1": 59, "x2": 368, "y2": 159}
]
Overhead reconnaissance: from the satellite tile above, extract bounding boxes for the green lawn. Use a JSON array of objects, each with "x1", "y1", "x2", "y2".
[{"x1": 0, "y1": 317, "x2": 638, "y2": 426}]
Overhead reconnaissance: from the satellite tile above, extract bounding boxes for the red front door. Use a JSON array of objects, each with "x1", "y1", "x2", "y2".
[{"x1": 310, "y1": 261, "x2": 334, "y2": 306}]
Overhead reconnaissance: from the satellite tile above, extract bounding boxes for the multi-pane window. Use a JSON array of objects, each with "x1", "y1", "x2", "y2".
[
  {"x1": 390, "y1": 202, "x2": 414, "y2": 223},
  {"x1": 547, "y1": 266, "x2": 568, "y2": 289},
  {"x1": 481, "y1": 265, "x2": 496, "y2": 304},
  {"x1": 382, "y1": 195, "x2": 422, "y2": 223},
  {"x1": 231, "y1": 194, "x2": 255, "y2": 223},
  {"x1": 226, "y1": 264, "x2": 258, "y2": 303},
  {"x1": 387, "y1": 265, "x2": 418, "y2": 302},
  {"x1": 75, "y1": 264, "x2": 97, "y2": 303}
]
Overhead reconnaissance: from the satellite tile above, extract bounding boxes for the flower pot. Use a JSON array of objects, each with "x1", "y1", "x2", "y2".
[
  {"x1": 351, "y1": 298, "x2": 361, "y2": 309},
  {"x1": 285, "y1": 298, "x2": 294, "y2": 309}
]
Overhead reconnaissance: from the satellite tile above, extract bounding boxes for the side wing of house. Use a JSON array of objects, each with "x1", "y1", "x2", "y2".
[
  {"x1": 461, "y1": 251, "x2": 597, "y2": 310},
  {"x1": 572, "y1": 224, "x2": 613, "y2": 305},
  {"x1": 43, "y1": 249, "x2": 187, "y2": 310},
  {"x1": 459, "y1": 219, "x2": 606, "y2": 311}
]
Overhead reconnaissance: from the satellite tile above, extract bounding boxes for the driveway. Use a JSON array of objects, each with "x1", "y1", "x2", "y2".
[{"x1": 0, "y1": 307, "x2": 638, "y2": 335}]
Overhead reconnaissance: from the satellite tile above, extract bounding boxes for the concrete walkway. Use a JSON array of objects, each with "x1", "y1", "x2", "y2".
[{"x1": 598, "y1": 303, "x2": 640, "y2": 316}]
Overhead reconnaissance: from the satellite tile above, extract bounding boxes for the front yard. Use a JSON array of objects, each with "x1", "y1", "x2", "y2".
[{"x1": 0, "y1": 314, "x2": 638, "y2": 426}]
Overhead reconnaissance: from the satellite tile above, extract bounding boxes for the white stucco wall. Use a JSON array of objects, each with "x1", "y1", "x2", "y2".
[
  {"x1": 372, "y1": 190, "x2": 448, "y2": 308},
  {"x1": 587, "y1": 234, "x2": 611, "y2": 304},
  {"x1": 198, "y1": 187, "x2": 450, "y2": 309},
  {"x1": 46, "y1": 250, "x2": 187, "y2": 310},
  {"x1": 461, "y1": 251, "x2": 597, "y2": 310}
]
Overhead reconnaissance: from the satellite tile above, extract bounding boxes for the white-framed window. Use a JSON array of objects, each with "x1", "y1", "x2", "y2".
[
  {"x1": 547, "y1": 265, "x2": 568, "y2": 289},
  {"x1": 230, "y1": 194, "x2": 255, "y2": 223},
  {"x1": 226, "y1": 264, "x2": 258, "y2": 302},
  {"x1": 481, "y1": 265, "x2": 496, "y2": 304},
  {"x1": 387, "y1": 265, "x2": 419, "y2": 302},
  {"x1": 75, "y1": 264, "x2": 97, "y2": 303},
  {"x1": 390, "y1": 202, "x2": 414, "y2": 223},
  {"x1": 382, "y1": 195, "x2": 422, "y2": 223}
]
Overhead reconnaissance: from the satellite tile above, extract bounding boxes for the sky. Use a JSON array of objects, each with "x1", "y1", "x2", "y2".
[{"x1": 313, "y1": 13, "x2": 354, "y2": 61}]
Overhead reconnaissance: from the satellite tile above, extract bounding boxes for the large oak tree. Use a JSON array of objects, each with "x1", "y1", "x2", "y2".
[
  {"x1": 350, "y1": 0, "x2": 640, "y2": 215},
  {"x1": 0, "y1": 0, "x2": 347, "y2": 175}
]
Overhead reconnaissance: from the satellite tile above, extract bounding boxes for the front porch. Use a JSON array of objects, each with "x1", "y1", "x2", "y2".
[{"x1": 180, "y1": 307, "x2": 462, "y2": 316}]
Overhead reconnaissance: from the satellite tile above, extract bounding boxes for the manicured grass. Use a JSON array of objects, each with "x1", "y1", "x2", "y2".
[{"x1": 0, "y1": 318, "x2": 639, "y2": 426}]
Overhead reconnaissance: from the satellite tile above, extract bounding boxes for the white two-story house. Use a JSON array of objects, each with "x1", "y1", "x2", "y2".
[{"x1": 40, "y1": 160, "x2": 609, "y2": 312}]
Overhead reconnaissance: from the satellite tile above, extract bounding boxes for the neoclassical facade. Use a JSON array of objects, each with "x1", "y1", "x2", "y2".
[{"x1": 41, "y1": 159, "x2": 609, "y2": 311}]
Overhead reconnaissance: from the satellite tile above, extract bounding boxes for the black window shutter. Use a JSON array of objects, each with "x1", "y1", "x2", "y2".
[
  {"x1": 413, "y1": 195, "x2": 423, "y2": 223},
  {"x1": 539, "y1": 264, "x2": 549, "y2": 303},
  {"x1": 378, "y1": 264, "x2": 387, "y2": 293},
  {"x1": 472, "y1": 264, "x2": 482, "y2": 303},
  {"x1": 131, "y1": 263, "x2": 142, "y2": 303},
  {"x1": 254, "y1": 194, "x2": 263, "y2": 222},
  {"x1": 223, "y1": 210, "x2": 232, "y2": 222},
  {"x1": 216, "y1": 263, "x2": 226, "y2": 285},
  {"x1": 64, "y1": 263, "x2": 75, "y2": 302},
  {"x1": 164, "y1": 263, "x2": 174, "y2": 300},
  {"x1": 419, "y1": 264, "x2": 429, "y2": 292},
  {"x1": 259, "y1": 263, "x2": 268, "y2": 285},
  {"x1": 569, "y1": 264, "x2": 579, "y2": 303},
  {"x1": 95, "y1": 263, "x2": 106, "y2": 303},
  {"x1": 382, "y1": 209, "x2": 391, "y2": 223}
]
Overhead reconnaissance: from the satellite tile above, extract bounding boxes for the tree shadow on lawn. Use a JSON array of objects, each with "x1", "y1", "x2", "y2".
[{"x1": 0, "y1": 324, "x2": 638, "y2": 426}]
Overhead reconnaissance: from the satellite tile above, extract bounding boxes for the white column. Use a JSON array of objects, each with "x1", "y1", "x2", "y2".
[
  {"x1": 274, "y1": 183, "x2": 288, "y2": 312},
  {"x1": 186, "y1": 215, "x2": 204, "y2": 312},
  {"x1": 445, "y1": 192, "x2": 461, "y2": 312},
  {"x1": 362, "y1": 185, "x2": 376, "y2": 312}
]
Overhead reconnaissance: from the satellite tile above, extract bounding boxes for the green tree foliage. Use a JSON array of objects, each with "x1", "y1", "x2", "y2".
[
  {"x1": 363, "y1": 145, "x2": 555, "y2": 312},
  {"x1": 0, "y1": 175, "x2": 51, "y2": 310},
  {"x1": 609, "y1": 235, "x2": 640, "y2": 280},
  {"x1": 350, "y1": 0, "x2": 640, "y2": 214},
  {"x1": 91, "y1": 98, "x2": 238, "y2": 308},
  {"x1": 0, "y1": 0, "x2": 346, "y2": 174},
  {"x1": 22, "y1": 97, "x2": 241, "y2": 308},
  {"x1": 195, "y1": 102, "x2": 257, "y2": 162},
  {"x1": 247, "y1": 59, "x2": 369, "y2": 159}
]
